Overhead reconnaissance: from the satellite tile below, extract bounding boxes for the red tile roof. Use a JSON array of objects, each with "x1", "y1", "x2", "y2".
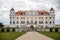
[
  {"x1": 37, "y1": 10, "x2": 49, "y2": 15},
  {"x1": 15, "y1": 11, "x2": 26, "y2": 15},
  {"x1": 15, "y1": 10, "x2": 49, "y2": 15}
]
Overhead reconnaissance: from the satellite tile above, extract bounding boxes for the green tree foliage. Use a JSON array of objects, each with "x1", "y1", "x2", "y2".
[{"x1": 0, "y1": 23, "x2": 4, "y2": 27}]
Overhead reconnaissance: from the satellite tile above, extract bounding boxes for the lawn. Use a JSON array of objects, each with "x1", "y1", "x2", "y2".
[
  {"x1": 0, "y1": 31, "x2": 27, "y2": 40},
  {"x1": 37, "y1": 31, "x2": 60, "y2": 40}
]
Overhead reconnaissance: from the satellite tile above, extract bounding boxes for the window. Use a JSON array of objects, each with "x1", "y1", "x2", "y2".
[
  {"x1": 39, "y1": 21, "x2": 41, "y2": 24},
  {"x1": 45, "y1": 21, "x2": 48, "y2": 24},
  {"x1": 17, "y1": 21, "x2": 19, "y2": 24},
  {"x1": 46, "y1": 17, "x2": 47, "y2": 19},
  {"x1": 31, "y1": 21, "x2": 33, "y2": 24},
  {"x1": 31, "y1": 17, "x2": 33, "y2": 19},
  {"x1": 13, "y1": 12, "x2": 14, "y2": 13},
  {"x1": 42, "y1": 17, "x2": 43, "y2": 19},
  {"x1": 21, "y1": 21, "x2": 22, "y2": 24},
  {"x1": 13, "y1": 21, "x2": 14, "y2": 24},
  {"x1": 10, "y1": 17, "x2": 11, "y2": 19},
  {"x1": 21, "y1": 17, "x2": 25, "y2": 19},
  {"x1": 17, "y1": 17, "x2": 19, "y2": 19},
  {"x1": 21, "y1": 17, "x2": 22, "y2": 19},
  {"x1": 50, "y1": 21, "x2": 51, "y2": 24},
  {"x1": 27, "y1": 21, "x2": 29, "y2": 23},
  {"x1": 23, "y1": 17, "x2": 25, "y2": 19},
  {"x1": 39, "y1": 17, "x2": 40, "y2": 19},
  {"x1": 27, "y1": 21, "x2": 29, "y2": 24},
  {"x1": 53, "y1": 12, "x2": 54, "y2": 13},
  {"x1": 39, "y1": 17, "x2": 43, "y2": 19},
  {"x1": 39, "y1": 21, "x2": 43, "y2": 24},
  {"x1": 23, "y1": 21, "x2": 25, "y2": 24},
  {"x1": 35, "y1": 21, "x2": 37, "y2": 24},
  {"x1": 53, "y1": 21, "x2": 54, "y2": 24},
  {"x1": 10, "y1": 21, "x2": 12, "y2": 24},
  {"x1": 41, "y1": 21, "x2": 43, "y2": 24},
  {"x1": 21, "y1": 21, "x2": 25, "y2": 24},
  {"x1": 50, "y1": 17, "x2": 51, "y2": 19}
]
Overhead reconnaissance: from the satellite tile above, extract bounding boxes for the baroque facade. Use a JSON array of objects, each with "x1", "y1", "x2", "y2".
[{"x1": 10, "y1": 8, "x2": 55, "y2": 29}]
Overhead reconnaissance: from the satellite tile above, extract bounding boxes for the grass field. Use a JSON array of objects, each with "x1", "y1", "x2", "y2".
[
  {"x1": 0, "y1": 31, "x2": 27, "y2": 40},
  {"x1": 38, "y1": 31, "x2": 60, "y2": 40}
]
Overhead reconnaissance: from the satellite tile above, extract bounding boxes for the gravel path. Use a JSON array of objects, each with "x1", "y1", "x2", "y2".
[{"x1": 15, "y1": 31, "x2": 54, "y2": 40}]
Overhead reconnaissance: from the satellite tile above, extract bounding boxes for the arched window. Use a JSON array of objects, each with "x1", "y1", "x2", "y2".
[{"x1": 13, "y1": 21, "x2": 15, "y2": 24}]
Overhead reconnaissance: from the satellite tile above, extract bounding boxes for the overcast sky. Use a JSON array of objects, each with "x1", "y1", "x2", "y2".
[{"x1": 0, "y1": 0, "x2": 60, "y2": 25}]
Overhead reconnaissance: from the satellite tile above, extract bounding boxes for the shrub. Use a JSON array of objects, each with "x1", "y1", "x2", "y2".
[
  {"x1": 50, "y1": 28, "x2": 53, "y2": 32},
  {"x1": 6, "y1": 27, "x2": 10, "y2": 32},
  {"x1": 12, "y1": 28, "x2": 15, "y2": 32},
  {"x1": 1, "y1": 27, "x2": 5, "y2": 32},
  {"x1": 55, "y1": 28, "x2": 58, "y2": 32}
]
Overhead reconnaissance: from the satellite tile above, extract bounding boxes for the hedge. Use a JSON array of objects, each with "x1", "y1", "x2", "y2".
[
  {"x1": 12, "y1": 28, "x2": 15, "y2": 32},
  {"x1": 50, "y1": 28, "x2": 53, "y2": 32},
  {"x1": 1, "y1": 27, "x2": 5, "y2": 32},
  {"x1": 6, "y1": 27, "x2": 10, "y2": 32},
  {"x1": 55, "y1": 28, "x2": 59, "y2": 32}
]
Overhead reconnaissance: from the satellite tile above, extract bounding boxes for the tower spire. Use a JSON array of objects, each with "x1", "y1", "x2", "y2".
[{"x1": 49, "y1": 7, "x2": 55, "y2": 11}]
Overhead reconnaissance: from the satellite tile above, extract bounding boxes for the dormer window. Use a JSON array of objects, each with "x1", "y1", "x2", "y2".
[
  {"x1": 41, "y1": 13, "x2": 43, "y2": 15},
  {"x1": 50, "y1": 17, "x2": 51, "y2": 19},
  {"x1": 21, "y1": 13, "x2": 23, "y2": 15}
]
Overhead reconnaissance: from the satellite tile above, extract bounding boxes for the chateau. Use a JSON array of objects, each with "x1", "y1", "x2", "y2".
[{"x1": 10, "y1": 8, "x2": 55, "y2": 29}]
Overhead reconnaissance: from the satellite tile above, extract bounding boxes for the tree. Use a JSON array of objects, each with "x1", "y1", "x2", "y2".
[{"x1": 0, "y1": 23, "x2": 4, "y2": 27}]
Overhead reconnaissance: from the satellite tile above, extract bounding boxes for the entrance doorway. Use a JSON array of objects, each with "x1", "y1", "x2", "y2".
[{"x1": 30, "y1": 25, "x2": 34, "y2": 31}]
